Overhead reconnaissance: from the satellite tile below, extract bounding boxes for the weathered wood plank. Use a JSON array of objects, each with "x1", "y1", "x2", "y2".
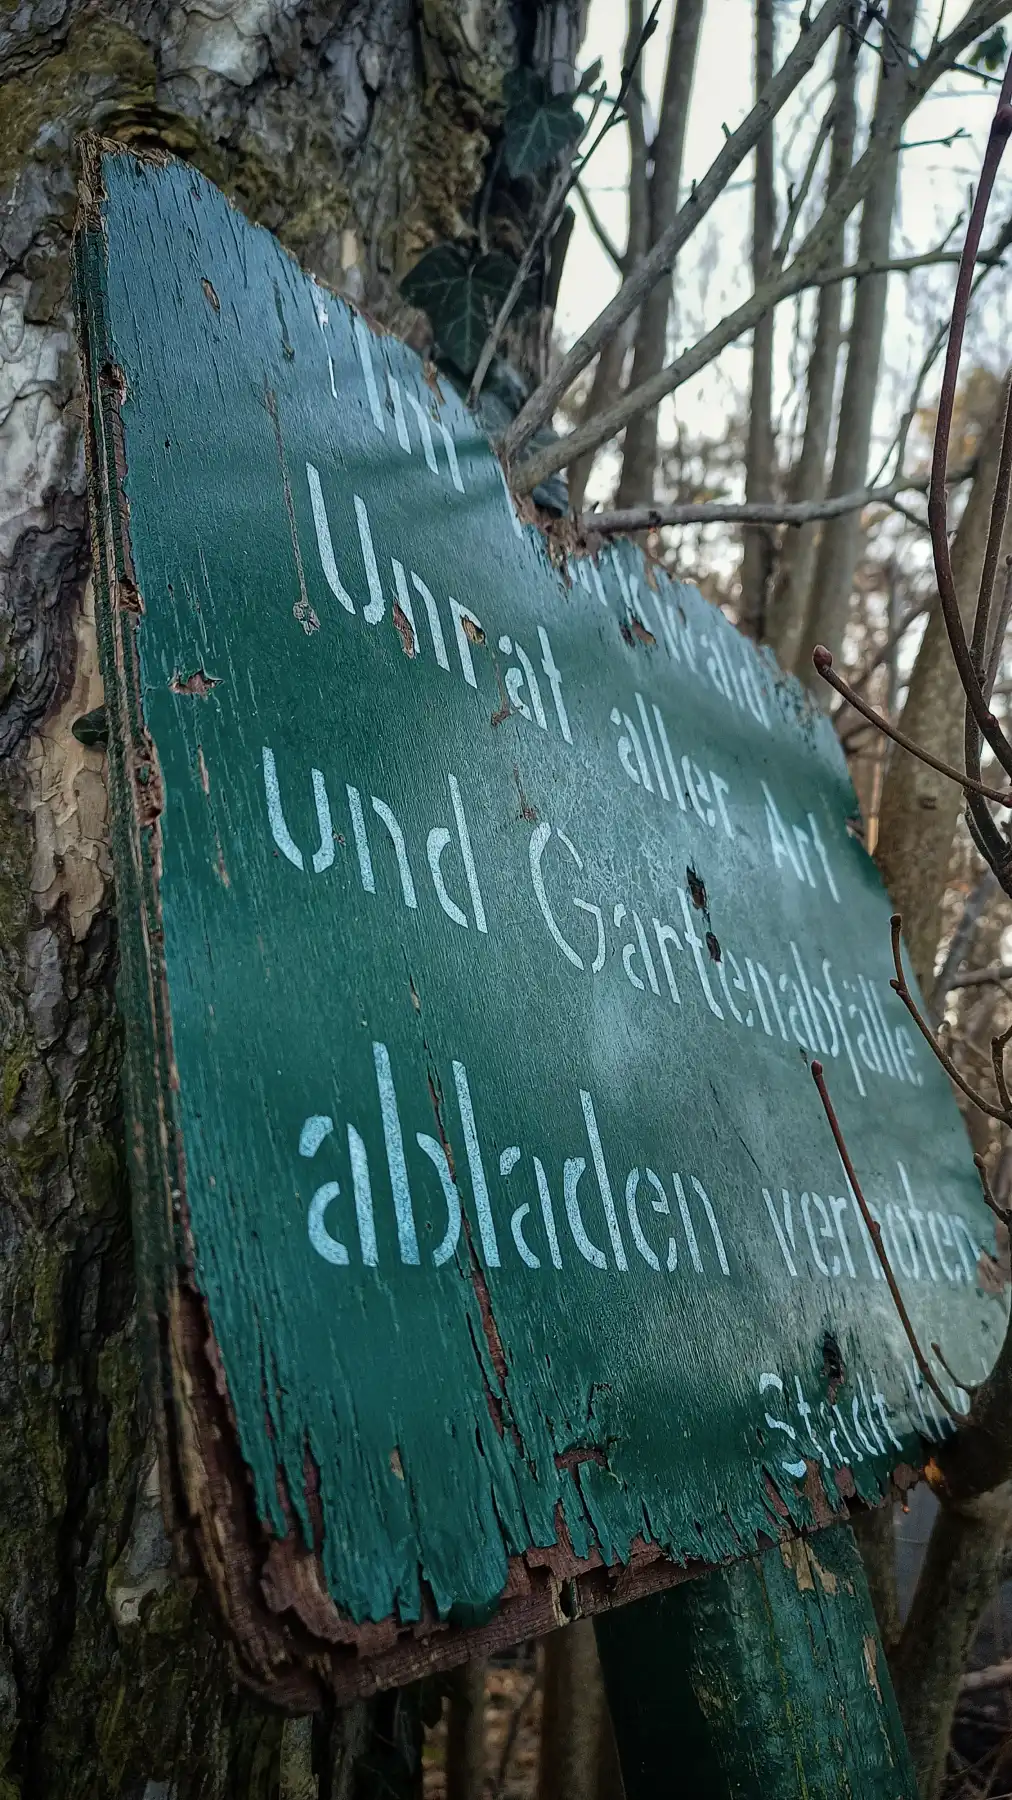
[
  {"x1": 73, "y1": 144, "x2": 1007, "y2": 1703},
  {"x1": 596, "y1": 1522, "x2": 917, "y2": 1797}
]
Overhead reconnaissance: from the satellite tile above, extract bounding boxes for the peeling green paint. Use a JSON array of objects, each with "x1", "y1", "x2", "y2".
[{"x1": 76, "y1": 150, "x2": 1008, "y2": 1689}]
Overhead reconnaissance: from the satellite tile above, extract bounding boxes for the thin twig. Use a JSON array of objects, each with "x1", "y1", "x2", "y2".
[
  {"x1": 490, "y1": 1672, "x2": 539, "y2": 1800},
  {"x1": 467, "y1": 97, "x2": 601, "y2": 407},
  {"x1": 992, "y1": 1020, "x2": 1012, "y2": 1114},
  {"x1": 574, "y1": 178, "x2": 626, "y2": 273},
  {"x1": 814, "y1": 646, "x2": 1012, "y2": 807},
  {"x1": 811, "y1": 1059, "x2": 960, "y2": 1418},
  {"x1": 580, "y1": 476, "x2": 928, "y2": 535},
  {"x1": 930, "y1": 1340, "x2": 977, "y2": 1394},
  {"x1": 973, "y1": 1152, "x2": 1012, "y2": 1228},
  {"x1": 889, "y1": 915, "x2": 1012, "y2": 1124},
  {"x1": 771, "y1": 94, "x2": 834, "y2": 272},
  {"x1": 871, "y1": 208, "x2": 1012, "y2": 490},
  {"x1": 984, "y1": 556, "x2": 1012, "y2": 700},
  {"x1": 838, "y1": 602, "x2": 929, "y2": 701},
  {"x1": 971, "y1": 380, "x2": 1012, "y2": 679}
]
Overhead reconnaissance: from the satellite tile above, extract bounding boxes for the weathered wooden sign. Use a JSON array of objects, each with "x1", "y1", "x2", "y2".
[{"x1": 75, "y1": 148, "x2": 1006, "y2": 1711}]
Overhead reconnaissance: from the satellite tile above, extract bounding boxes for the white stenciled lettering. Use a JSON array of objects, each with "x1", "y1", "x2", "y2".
[
  {"x1": 262, "y1": 746, "x2": 335, "y2": 873},
  {"x1": 757, "y1": 1367, "x2": 910, "y2": 1478},
  {"x1": 763, "y1": 1172, "x2": 982, "y2": 1294},
  {"x1": 762, "y1": 786, "x2": 839, "y2": 903},
  {"x1": 297, "y1": 1044, "x2": 735, "y2": 1282},
  {"x1": 523, "y1": 814, "x2": 919, "y2": 1098},
  {"x1": 610, "y1": 694, "x2": 735, "y2": 836},
  {"x1": 759, "y1": 1374, "x2": 808, "y2": 1479}
]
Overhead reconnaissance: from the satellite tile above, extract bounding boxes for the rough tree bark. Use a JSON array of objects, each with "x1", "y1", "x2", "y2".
[
  {"x1": 0, "y1": 4, "x2": 582, "y2": 1795},
  {"x1": 738, "y1": 0, "x2": 777, "y2": 638},
  {"x1": 613, "y1": 0, "x2": 704, "y2": 511},
  {"x1": 876, "y1": 366, "x2": 1012, "y2": 991},
  {"x1": 798, "y1": 0, "x2": 919, "y2": 685},
  {"x1": 763, "y1": 19, "x2": 859, "y2": 670}
]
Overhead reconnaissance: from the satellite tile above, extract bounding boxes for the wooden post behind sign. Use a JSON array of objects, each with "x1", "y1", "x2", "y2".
[{"x1": 595, "y1": 1521, "x2": 916, "y2": 1798}]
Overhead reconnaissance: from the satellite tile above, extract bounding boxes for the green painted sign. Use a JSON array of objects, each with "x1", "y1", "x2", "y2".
[{"x1": 75, "y1": 148, "x2": 1006, "y2": 1705}]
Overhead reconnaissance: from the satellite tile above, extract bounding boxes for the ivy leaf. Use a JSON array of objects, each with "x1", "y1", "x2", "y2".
[
  {"x1": 502, "y1": 67, "x2": 544, "y2": 110},
  {"x1": 970, "y1": 24, "x2": 1007, "y2": 69},
  {"x1": 400, "y1": 246, "x2": 528, "y2": 375},
  {"x1": 504, "y1": 87, "x2": 583, "y2": 177}
]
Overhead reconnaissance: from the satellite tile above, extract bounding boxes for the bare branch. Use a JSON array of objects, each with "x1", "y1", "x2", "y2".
[
  {"x1": 811, "y1": 1058, "x2": 960, "y2": 1417},
  {"x1": 816, "y1": 645, "x2": 1012, "y2": 804},
  {"x1": 889, "y1": 915, "x2": 1012, "y2": 1123},
  {"x1": 574, "y1": 179, "x2": 625, "y2": 273},
  {"x1": 973, "y1": 1152, "x2": 1012, "y2": 1227},
  {"x1": 930, "y1": 866, "x2": 1002, "y2": 1018},
  {"x1": 970, "y1": 382, "x2": 1012, "y2": 683},
  {"x1": 616, "y1": 0, "x2": 706, "y2": 508},
  {"x1": 739, "y1": 0, "x2": 779, "y2": 637},
  {"x1": 510, "y1": 243, "x2": 1006, "y2": 498},
  {"x1": 771, "y1": 92, "x2": 835, "y2": 273},
  {"x1": 992, "y1": 1019, "x2": 1012, "y2": 1114},
  {"x1": 798, "y1": 0, "x2": 920, "y2": 676},
  {"x1": 499, "y1": 0, "x2": 852, "y2": 463},
  {"x1": 765, "y1": 21, "x2": 860, "y2": 669},
  {"x1": 928, "y1": 60, "x2": 1012, "y2": 784},
  {"x1": 467, "y1": 3, "x2": 662, "y2": 406},
  {"x1": 840, "y1": 601, "x2": 929, "y2": 698},
  {"x1": 580, "y1": 476, "x2": 928, "y2": 535},
  {"x1": 872, "y1": 212, "x2": 1012, "y2": 489},
  {"x1": 984, "y1": 556, "x2": 1012, "y2": 699},
  {"x1": 930, "y1": 1341, "x2": 977, "y2": 1394}
]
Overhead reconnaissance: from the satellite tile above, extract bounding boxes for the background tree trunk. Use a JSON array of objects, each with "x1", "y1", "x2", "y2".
[
  {"x1": 763, "y1": 19, "x2": 858, "y2": 670},
  {"x1": 537, "y1": 1621, "x2": 623, "y2": 1800},
  {"x1": 613, "y1": 0, "x2": 704, "y2": 511},
  {"x1": 445, "y1": 1661, "x2": 487, "y2": 1800},
  {"x1": 0, "y1": 4, "x2": 583, "y2": 1794},
  {"x1": 876, "y1": 367, "x2": 1012, "y2": 990},
  {"x1": 798, "y1": 0, "x2": 918, "y2": 684},
  {"x1": 737, "y1": 0, "x2": 777, "y2": 638},
  {"x1": 567, "y1": 0, "x2": 651, "y2": 516}
]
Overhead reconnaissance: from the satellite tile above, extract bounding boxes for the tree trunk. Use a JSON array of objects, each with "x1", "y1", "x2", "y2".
[
  {"x1": 613, "y1": 0, "x2": 704, "y2": 510},
  {"x1": 890, "y1": 1487, "x2": 1012, "y2": 1800},
  {"x1": 798, "y1": 0, "x2": 918, "y2": 685},
  {"x1": 738, "y1": 0, "x2": 777, "y2": 638},
  {"x1": 876, "y1": 366, "x2": 1012, "y2": 991},
  {"x1": 0, "y1": 4, "x2": 583, "y2": 1793},
  {"x1": 764, "y1": 20, "x2": 859, "y2": 670},
  {"x1": 445, "y1": 1661, "x2": 487, "y2": 1800},
  {"x1": 567, "y1": 0, "x2": 652, "y2": 516},
  {"x1": 538, "y1": 1620, "x2": 623, "y2": 1800}
]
